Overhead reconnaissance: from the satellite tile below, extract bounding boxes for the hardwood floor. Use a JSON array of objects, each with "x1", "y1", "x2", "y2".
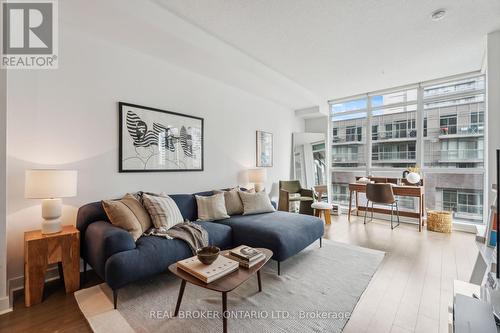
[
  {"x1": 0, "y1": 214, "x2": 477, "y2": 333},
  {"x1": 326, "y1": 214, "x2": 477, "y2": 333}
]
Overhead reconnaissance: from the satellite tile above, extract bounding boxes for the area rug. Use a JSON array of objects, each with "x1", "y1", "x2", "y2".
[{"x1": 75, "y1": 240, "x2": 384, "y2": 333}]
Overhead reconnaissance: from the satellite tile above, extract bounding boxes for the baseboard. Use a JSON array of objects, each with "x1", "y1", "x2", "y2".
[{"x1": 0, "y1": 295, "x2": 12, "y2": 314}]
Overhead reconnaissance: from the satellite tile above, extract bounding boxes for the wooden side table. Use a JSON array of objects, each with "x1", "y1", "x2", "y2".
[{"x1": 24, "y1": 225, "x2": 80, "y2": 307}]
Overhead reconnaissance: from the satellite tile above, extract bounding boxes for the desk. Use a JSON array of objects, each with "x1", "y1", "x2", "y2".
[{"x1": 348, "y1": 183, "x2": 425, "y2": 231}]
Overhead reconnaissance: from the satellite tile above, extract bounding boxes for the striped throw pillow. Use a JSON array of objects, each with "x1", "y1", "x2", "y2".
[
  {"x1": 195, "y1": 193, "x2": 230, "y2": 221},
  {"x1": 142, "y1": 193, "x2": 184, "y2": 229}
]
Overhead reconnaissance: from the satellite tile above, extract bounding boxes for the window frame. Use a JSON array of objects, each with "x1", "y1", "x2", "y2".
[{"x1": 328, "y1": 72, "x2": 487, "y2": 225}]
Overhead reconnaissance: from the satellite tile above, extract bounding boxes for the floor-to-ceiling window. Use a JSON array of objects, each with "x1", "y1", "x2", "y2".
[{"x1": 329, "y1": 73, "x2": 486, "y2": 224}]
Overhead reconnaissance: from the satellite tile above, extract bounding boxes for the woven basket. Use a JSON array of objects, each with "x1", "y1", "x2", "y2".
[{"x1": 427, "y1": 210, "x2": 452, "y2": 233}]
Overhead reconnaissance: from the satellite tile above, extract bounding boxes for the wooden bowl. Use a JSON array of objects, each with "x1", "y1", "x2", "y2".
[{"x1": 196, "y1": 246, "x2": 220, "y2": 265}]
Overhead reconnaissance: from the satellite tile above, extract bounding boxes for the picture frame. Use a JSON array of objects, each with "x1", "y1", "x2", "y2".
[
  {"x1": 256, "y1": 130, "x2": 273, "y2": 167},
  {"x1": 119, "y1": 102, "x2": 204, "y2": 172}
]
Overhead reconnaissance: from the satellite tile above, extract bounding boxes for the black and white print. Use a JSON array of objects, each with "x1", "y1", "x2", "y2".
[{"x1": 119, "y1": 102, "x2": 204, "y2": 172}]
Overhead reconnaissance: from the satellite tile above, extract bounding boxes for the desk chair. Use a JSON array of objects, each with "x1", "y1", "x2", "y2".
[{"x1": 364, "y1": 183, "x2": 400, "y2": 229}]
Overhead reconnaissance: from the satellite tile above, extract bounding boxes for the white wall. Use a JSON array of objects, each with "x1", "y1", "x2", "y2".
[
  {"x1": 487, "y1": 31, "x2": 500, "y2": 208},
  {"x1": 0, "y1": 67, "x2": 9, "y2": 312},
  {"x1": 5, "y1": 25, "x2": 303, "y2": 284}
]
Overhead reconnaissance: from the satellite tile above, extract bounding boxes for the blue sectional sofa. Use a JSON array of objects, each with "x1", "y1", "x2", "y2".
[{"x1": 76, "y1": 191, "x2": 324, "y2": 308}]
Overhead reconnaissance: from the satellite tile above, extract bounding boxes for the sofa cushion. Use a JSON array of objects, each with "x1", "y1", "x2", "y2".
[
  {"x1": 170, "y1": 191, "x2": 214, "y2": 222},
  {"x1": 214, "y1": 188, "x2": 244, "y2": 215},
  {"x1": 212, "y1": 211, "x2": 323, "y2": 262},
  {"x1": 103, "y1": 220, "x2": 232, "y2": 290},
  {"x1": 142, "y1": 194, "x2": 184, "y2": 229},
  {"x1": 102, "y1": 195, "x2": 145, "y2": 241},
  {"x1": 238, "y1": 191, "x2": 276, "y2": 215},
  {"x1": 195, "y1": 193, "x2": 230, "y2": 221}
]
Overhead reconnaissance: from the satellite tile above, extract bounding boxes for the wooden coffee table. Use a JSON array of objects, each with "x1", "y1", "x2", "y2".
[{"x1": 168, "y1": 248, "x2": 273, "y2": 333}]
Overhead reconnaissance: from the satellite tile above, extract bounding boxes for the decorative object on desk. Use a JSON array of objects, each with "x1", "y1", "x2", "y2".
[
  {"x1": 119, "y1": 102, "x2": 203, "y2": 172},
  {"x1": 427, "y1": 210, "x2": 452, "y2": 233},
  {"x1": 403, "y1": 166, "x2": 422, "y2": 185},
  {"x1": 25, "y1": 169, "x2": 78, "y2": 234},
  {"x1": 176, "y1": 253, "x2": 238, "y2": 283},
  {"x1": 196, "y1": 246, "x2": 220, "y2": 265},
  {"x1": 356, "y1": 177, "x2": 372, "y2": 184},
  {"x1": 247, "y1": 168, "x2": 267, "y2": 192},
  {"x1": 256, "y1": 130, "x2": 273, "y2": 167}
]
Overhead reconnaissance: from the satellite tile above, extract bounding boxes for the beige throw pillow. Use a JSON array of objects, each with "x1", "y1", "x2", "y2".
[
  {"x1": 142, "y1": 193, "x2": 184, "y2": 229},
  {"x1": 102, "y1": 194, "x2": 150, "y2": 241},
  {"x1": 238, "y1": 191, "x2": 276, "y2": 215},
  {"x1": 214, "y1": 188, "x2": 244, "y2": 215},
  {"x1": 196, "y1": 193, "x2": 230, "y2": 221}
]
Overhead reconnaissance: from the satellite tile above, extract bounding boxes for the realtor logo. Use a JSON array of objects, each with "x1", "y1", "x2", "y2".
[{"x1": 1, "y1": 0, "x2": 58, "y2": 69}]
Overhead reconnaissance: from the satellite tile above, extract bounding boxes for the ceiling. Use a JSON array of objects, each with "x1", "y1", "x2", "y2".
[{"x1": 155, "y1": 0, "x2": 500, "y2": 103}]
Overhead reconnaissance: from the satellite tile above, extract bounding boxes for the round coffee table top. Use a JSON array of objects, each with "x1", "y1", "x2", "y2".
[
  {"x1": 168, "y1": 248, "x2": 273, "y2": 293},
  {"x1": 311, "y1": 202, "x2": 333, "y2": 210}
]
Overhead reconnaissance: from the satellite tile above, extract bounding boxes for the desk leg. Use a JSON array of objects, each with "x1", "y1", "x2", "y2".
[
  {"x1": 355, "y1": 192, "x2": 359, "y2": 216},
  {"x1": 348, "y1": 190, "x2": 353, "y2": 222},
  {"x1": 418, "y1": 195, "x2": 423, "y2": 232},
  {"x1": 421, "y1": 193, "x2": 425, "y2": 226}
]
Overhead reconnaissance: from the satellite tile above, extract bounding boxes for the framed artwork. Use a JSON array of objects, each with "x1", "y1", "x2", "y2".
[
  {"x1": 119, "y1": 102, "x2": 204, "y2": 172},
  {"x1": 256, "y1": 130, "x2": 273, "y2": 167}
]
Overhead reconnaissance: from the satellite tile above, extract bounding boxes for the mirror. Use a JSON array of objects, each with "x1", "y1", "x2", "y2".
[{"x1": 292, "y1": 132, "x2": 327, "y2": 200}]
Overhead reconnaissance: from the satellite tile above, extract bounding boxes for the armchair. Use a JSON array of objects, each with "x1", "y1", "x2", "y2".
[{"x1": 278, "y1": 180, "x2": 314, "y2": 215}]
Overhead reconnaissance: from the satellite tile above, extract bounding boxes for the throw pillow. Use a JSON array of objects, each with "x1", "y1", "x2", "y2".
[
  {"x1": 102, "y1": 194, "x2": 150, "y2": 241},
  {"x1": 238, "y1": 191, "x2": 276, "y2": 215},
  {"x1": 213, "y1": 188, "x2": 244, "y2": 215},
  {"x1": 195, "y1": 193, "x2": 230, "y2": 221},
  {"x1": 142, "y1": 193, "x2": 184, "y2": 229}
]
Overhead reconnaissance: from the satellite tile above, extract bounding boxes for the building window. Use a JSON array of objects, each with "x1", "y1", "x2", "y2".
[
  {"x1": 440, "y1": 115, "x2": 457, "y2": 135},
  {"x1": 441, "y1": 188, "x2": 483, "y2": 222}
]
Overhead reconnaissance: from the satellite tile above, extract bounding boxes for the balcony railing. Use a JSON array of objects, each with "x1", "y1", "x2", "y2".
[
  {"x1": 332, "y1": 135, "x2": 363, "y2": 144},
  {"x1": 331, "y1": 194, "x2": 350, "y2": 205},
  {"x1": 332, "y1": 152, "x2": 364, "y2": 163},
  {"x1": 438, "y1": 124, "x2": 484, "y2": 137},
  {"x1": 372, "y1": 150, "x2": 416, "y2": 161},
  {"x1": 428, "y1": 149, "x2": 484, "y2": 162},
  {"x1": 444, "y1": 204, "x2": 484, "y2": 217},
  {"x1": 372, "y1": 129, "x2": 417, "y2": 141}
]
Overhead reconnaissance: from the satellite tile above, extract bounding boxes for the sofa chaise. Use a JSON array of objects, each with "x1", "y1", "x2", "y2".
[{"x1": 76, "y1": 190, "x2": 324, "y2": 308}]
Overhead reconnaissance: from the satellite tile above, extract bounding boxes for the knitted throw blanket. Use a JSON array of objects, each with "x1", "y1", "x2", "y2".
[{"x1": 144, "y1": 221, "x2": 209, "y2": 255}]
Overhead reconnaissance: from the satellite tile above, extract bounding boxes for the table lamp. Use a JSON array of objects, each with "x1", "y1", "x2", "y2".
[
  {"x1": 25, "y1": 170, "x2": 78, "y2": 234},
  {"x1": 248, "y1": 168, "x2": 267, "y2": 192}
]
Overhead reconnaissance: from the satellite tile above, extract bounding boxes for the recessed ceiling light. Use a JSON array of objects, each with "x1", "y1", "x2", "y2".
[{"x1": 431, "y1": 9, "x2": 446, "y2": 21}]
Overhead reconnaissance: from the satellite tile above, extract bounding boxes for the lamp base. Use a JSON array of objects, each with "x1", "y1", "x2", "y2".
[
  {"x1": 41, "y1": 219, "x2": 62, "y2": 234},
  {"x1": 254, "y1": 183, "x2": 265, "y2": 192}
]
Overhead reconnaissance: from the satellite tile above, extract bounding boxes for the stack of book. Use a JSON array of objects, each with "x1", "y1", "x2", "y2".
[
  {"x1": 226, "y1": 245, "x2": 265, "y2": 268},
  {"x1": 176, "y1": 255, "x2": 239, "y2": 283}
]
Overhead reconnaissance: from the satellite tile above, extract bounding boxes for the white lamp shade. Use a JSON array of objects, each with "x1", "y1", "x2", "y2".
[
  {"x1": 25, "y1": 170, "x2": 78, "y2": 199},
  {"x1": 247, "y1": 168, "x2": 267, "y2": 183}
]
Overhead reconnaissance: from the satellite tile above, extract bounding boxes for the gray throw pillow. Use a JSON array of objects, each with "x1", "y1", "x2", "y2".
[
  {"x1": 214, "y1": 188, "x2": 244, "y2": 215},
  {"x1": 196, "y1": 193, "x2": 230, "y2": 221},
  {"x1": 238, "y1": 191, "x2": 276, "y2": 215},
  {"x1": 142, "y1": 193, "x2": 184, "y2": 229}
]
